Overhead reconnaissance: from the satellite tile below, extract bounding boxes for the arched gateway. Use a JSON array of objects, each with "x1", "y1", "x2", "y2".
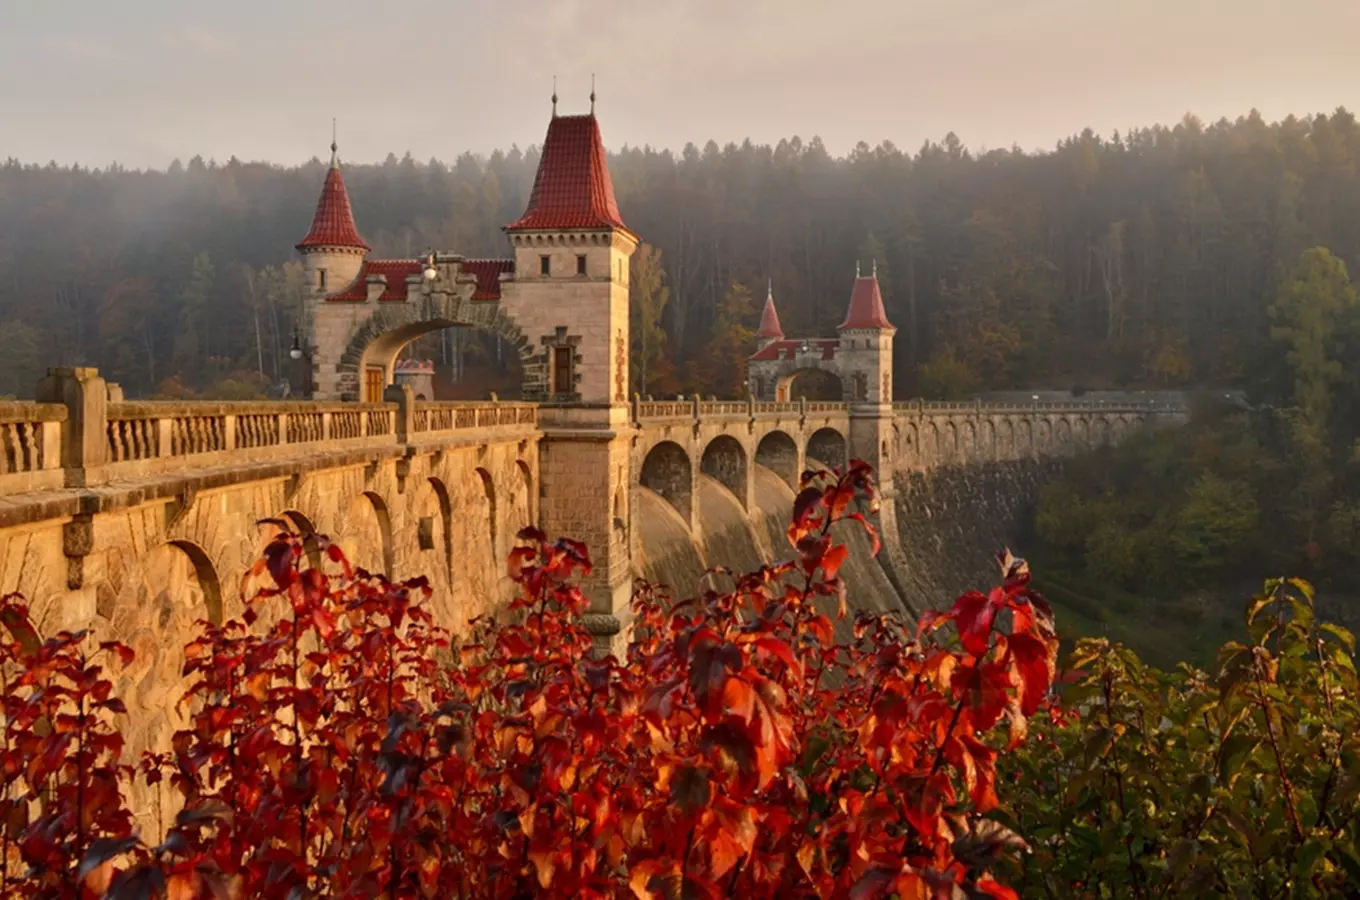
[{"x1": 296, "y1": 115, "x2": 637, "y2": 403}]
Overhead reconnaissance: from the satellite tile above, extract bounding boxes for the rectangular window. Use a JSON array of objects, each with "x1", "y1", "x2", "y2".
[
  {"x1": 540, "y1": 255, "x2": 551, "y2": 276},
  {"x1": 364, "y1": 367, "x2": 384, "y2": 403},
  {"x1": 318, "y1": 268, "x2": 327, "y2": 290},
  {"x1": 576, "y1": 254, "x2": 587, "y2": 276},
  {"x1": 552, "y1": 347, "x2": 572, "y2": 397}
]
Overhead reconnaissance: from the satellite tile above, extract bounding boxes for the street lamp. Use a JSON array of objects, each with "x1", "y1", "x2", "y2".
[
  {"x1": 290, "y1": 330, "x2": 304, "y2": 361},
  {"x1": 423, "y1": 250, "x2": 439, "y2": 282}
]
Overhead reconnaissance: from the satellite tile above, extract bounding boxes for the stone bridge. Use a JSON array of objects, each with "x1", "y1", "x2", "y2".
[
  {"x1": 0, "y1": 366, "x2": 1181, "y2": 824},
  {"x1": 628, "y1": 395, "x2": 1172, "y2": 536}
]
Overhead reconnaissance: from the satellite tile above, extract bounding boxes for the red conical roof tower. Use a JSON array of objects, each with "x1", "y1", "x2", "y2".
[
  {"x1": 506, "y1": 109, "x2": 633, "y2": 238},
  {"x1": 296, "y1": 140, "x2": 370, "y2": 253},
  {"x1": 839, "y1": 261, "x2": 894, "y2": 330},
  {"x1": 756, "y1": 279, "x2": 784, "y2": 342}
]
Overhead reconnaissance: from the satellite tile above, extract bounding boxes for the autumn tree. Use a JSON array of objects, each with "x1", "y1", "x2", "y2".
[{"x1": 630, "y1": 242, "x2": 672, "y2": 396}]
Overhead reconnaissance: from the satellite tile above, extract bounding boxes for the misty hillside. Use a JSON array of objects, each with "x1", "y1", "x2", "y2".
[{"x1": 2, "y1": 108, "x2": 1358, "y2": 400}]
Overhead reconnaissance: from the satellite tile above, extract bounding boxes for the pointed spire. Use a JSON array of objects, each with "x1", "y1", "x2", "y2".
[
  {"x1": 840, "y1": 265, "x2": 894, "y2": 331},
  {"x1": 756, "y1": 279, "x2": 784, "y2": 342},
  {"x1": 297, "y1": 131, "x2": 369, "y2": 252},
  {"x1": 505, "y1": 108, "x2": 632, "y2": 236},
  {"x1": 552, "y1": 76, "x2": 558, "y2": 118},
  {"x1": 590, "y1": 74, "x2": 596, "y2": 115}
]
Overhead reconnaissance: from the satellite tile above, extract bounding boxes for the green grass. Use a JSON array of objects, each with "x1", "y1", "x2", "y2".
[{"x1": 1030, "y1": 567, "x2": 1244, "y2": 671}]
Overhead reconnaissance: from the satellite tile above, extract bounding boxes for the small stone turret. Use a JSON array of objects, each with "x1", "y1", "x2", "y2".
[
  {"x1": 296, "y1": 139, "x2": 369, "y2": 301},
  {"x1": 755, "y1": 280, "x2": 784, "y2": 351}
]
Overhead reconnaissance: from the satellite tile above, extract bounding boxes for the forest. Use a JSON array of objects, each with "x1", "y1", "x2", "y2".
[{"x1": 2, "y1": 107, "x2": 1360, "y2": 402}]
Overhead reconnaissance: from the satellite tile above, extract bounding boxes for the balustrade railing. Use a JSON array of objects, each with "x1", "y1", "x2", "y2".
[
  {"x1": 105, "y1": 401, "x2": 400, "y2": 466},
  {"x1": 409, "y1": 401, "x2": 537, "y2": 435},
  {"x1": 0, "y1": 403, "x2": 65, "y2": 481}
]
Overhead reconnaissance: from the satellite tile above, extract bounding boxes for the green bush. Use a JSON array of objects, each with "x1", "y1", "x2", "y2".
[{"x1": 997, "y1": 577, "x2": 1360, "y2": 897}]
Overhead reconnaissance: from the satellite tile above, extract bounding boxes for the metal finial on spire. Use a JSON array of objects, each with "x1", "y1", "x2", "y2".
[
  {"x1": 590, "y1": 73, "x2": 596, "y2": 115},
  {"x1": 767, "y1": 276, "x2": 772, "y2": 298},
  {"x1": 330, "y1": 118, "x2": 339, "y2": 168},
  {"x1": 552, "y1": 76, "x2": 558, "y2": 118},
  {"x1": 856, "y1": 260, "x2": 861, "y2": 278},
  {"x1": 872, "y1": 258, "x2": 877, "y2": 277}
]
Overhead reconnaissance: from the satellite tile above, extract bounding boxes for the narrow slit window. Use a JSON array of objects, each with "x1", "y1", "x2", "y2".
[
  {"x1": 318, "y1": 268, "x2": 327, "y2": 290},
  {"x1": 576, "y1": 254, "x2": 587, "y2": 276},
  {"x1": 552, "y1": 347, "x2": 572, "y2": 397},
  {"x1": 540, "y1": 255, "x2": 551, "y2": 276}
]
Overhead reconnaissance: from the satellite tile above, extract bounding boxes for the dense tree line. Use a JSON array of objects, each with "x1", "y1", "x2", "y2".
[
  {"x1": 3, "y1": 107, "x2": 1360, "y2": 399},
  {"x1": 1033, "y1": 246, "x2": 1360, "y2": 650}
]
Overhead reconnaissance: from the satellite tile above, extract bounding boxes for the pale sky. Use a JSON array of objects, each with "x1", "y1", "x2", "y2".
[{"x1": 1, "y1": 0, "x2": 1357, "y2": 170}]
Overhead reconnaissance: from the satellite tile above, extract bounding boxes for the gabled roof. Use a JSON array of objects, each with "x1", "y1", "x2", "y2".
[
  {"x1": 297, "y1": 156, "x2": 370, "y2": 252},
  {"x1": 505, "y1": 114, "x2": 632, "y2": 236},
  {"x1": 839, "y1": 273, "x2": 894, "y2": 330},
  {"x1": 749, "y1": 339, "x2": 839, "y2": 362},
  {"x1": 325, "y1": 259, "x2": 423, "y2": 302},
  {"x1": 756, "y1": 284, "x2": 784, "y2": 341},
  {"x1": 324, "y1": 258, "x2": 515, "y2": 303},
  {"x1": 460, "y1": 259, "x2": 516, "y2": 300}
]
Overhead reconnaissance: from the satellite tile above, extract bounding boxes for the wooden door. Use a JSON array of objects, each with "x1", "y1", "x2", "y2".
[{"x1": 364, "y1": 367, "x2": 384, "y2": 403}]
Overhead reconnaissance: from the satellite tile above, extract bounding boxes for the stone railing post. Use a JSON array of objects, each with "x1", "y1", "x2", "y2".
[
  {"x1": 36, "y1": 367, "x2": 108, "y2": 487},
  {"x1": 384, "y1": 383, "x2": 415, "y2": 443},
  {"x1": 691, "y1": 395, "x2": 701, "y2": 423}
]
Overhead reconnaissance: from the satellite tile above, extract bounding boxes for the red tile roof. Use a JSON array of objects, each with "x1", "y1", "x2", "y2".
[
  {"x1": 297, "y1": 161, "x2": 370, "y2": 252},
  {"x1": 839, "y1": 274, "x2": 894, "y2": 330},
  {"x1": 460, "y1": 259, "x2": 515, "y2": 300},
  {"x1": 756, "y1": 287, "x2": 784, "y2": 341},
  {"x1": 505, "y1": 115, "x2": 633, "y2": 236},
  {"x1": 326, "y1": 259, "x2": 423, "y2": 302},
  {"x1": 324, "y1": 258, "x2": 515, "y2": 303},
  {"x1": 749, "y1": 339, "x2": 839, "y2": 362}
]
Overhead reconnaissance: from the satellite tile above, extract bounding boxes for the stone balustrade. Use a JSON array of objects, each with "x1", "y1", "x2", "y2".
[
  {"x1": 411, "y1": 401, "x2": 537, "y2": 435},
  {"x1": 0, "y1": 368, "x2": 543, "y2": 497},
  {"x1": 0, "y1": 401, "x2": 67, "y2": 493}
]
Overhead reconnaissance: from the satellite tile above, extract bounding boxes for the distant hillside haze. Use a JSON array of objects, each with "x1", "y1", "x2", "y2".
[{"x1": 1, "y1": 108, "x2": 1357, "y2": 403}]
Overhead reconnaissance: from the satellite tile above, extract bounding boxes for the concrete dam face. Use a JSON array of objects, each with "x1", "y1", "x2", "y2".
[
  {"x1": 634, "y1": 463, "x2": 906, "y2": 623},
  {"x1": 635, "y1": 456, "x2": 1069, "y2": 625},
  {"x1": 892, "y1": 459, "x2": 1062, "y2": 609}
]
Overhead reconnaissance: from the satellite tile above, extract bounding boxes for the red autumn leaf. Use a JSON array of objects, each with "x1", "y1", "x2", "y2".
[
  {"x1": 99, "y1": 640, "x2": 135, "y2": 667},
  {"x1": 807, "y1": 614, "x2": 835, "y2": 648},
  {"x1": 950, "y1": 590, "x2": 997, "y2": 657},
  {"x1": 1008, "y1": 631, "x2": 1056, "y2": 716},
  {"x1": 752, "y1": 636, "x2": 802, "y2": 678}
]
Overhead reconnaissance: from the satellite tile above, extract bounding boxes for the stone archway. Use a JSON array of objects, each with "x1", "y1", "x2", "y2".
[
  {"x1": 701, "y1": 435, "x2": 748, "y2": 508},
  {"x1": 640, "y1": 441, "x2": 693, "y2": 522},
  {"x1": 327, "y1": 292, "x2": 538, "y2": 402},
  {"x1": 807, "y1": 428, "x2": 847, "y2": 470},
  {"x1": 776, "y1": 368, "x2": 844, "y2": 402},
  {"x1": 755, "y1": 430, "x2": 799, "y2": 487}
]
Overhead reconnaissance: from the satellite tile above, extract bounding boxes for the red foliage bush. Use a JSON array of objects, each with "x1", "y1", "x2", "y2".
[{"x1": 0, "y1": 461, "x2": 1057, "y2": 898}]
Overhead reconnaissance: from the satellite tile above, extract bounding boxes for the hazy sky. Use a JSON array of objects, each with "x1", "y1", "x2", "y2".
[{"x1": 2, "y1": 0, "x2": 1358, "y2": 170}]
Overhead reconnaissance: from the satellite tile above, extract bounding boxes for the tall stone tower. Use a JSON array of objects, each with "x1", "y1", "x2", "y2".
[
  {"x1": 501, "y1": 108, "x2": 636, "y2": 404},
  {"x1": 837, "y1": 262, "x2": 895, "y2": 405},
  {"x1": 838, "y1": 262, "x2": 896, "y2": 500},
  {"x1": 498, "y1": 96, "x2": 639, "y2": 647}
]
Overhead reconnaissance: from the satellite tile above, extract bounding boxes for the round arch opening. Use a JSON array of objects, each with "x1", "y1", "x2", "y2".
[
  {"x1": 360, "y1": 320, "x2": 529, "y2": 403},
  {"x1": 776, "y1": 368, "x2": 843, "y2": 402},
  {"x1": 754, "y1": 430, "x2": 799, "y2": 488},
  {"x1": 700, "y1": 435, "x2": 748, "y2": 507},
  {"x1": 640, "y1": 441, "x2": 692, "y2": 522},
  {"x1": 806, "y1": 428, "x2": 847, "y2": 470}
]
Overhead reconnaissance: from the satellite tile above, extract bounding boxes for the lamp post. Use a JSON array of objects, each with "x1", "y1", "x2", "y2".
[
  {"x1": 289, "y1": 327, "x2": 314, "y2": 398},
  {"x1": 423, "y1": 250, "x2": 439, "y2": 283}
]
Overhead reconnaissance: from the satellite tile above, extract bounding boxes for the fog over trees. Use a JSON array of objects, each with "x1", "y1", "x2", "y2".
[{"x1": 2, "y1": 108, "x2": 1359, "y2": 402}]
